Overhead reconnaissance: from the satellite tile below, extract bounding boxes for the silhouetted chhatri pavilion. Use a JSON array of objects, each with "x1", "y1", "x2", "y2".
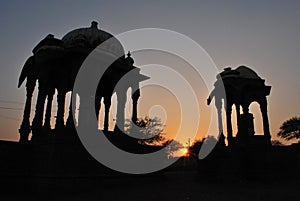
[
  {"x1": 18, "y1": 21, "x2": 149, "y2": 142},
  {"x1": 208, "y1": 66, "x2": 272, "y2": 147}
]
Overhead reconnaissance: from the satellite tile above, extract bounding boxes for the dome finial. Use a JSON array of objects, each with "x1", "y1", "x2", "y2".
[
  {"x1": 46, "y1": 34, "x2": 54, "y2": 38},
  {"x1": 125, "y1": 51, "x2": 134, "y2": 65},
  {"x1": 91, "y1": 21, "x2": 98, "y2": 29}
]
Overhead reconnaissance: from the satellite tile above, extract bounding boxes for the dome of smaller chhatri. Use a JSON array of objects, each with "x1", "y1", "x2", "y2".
[
  {"x1": 235, "y1": 65, "x2": 261, "y2": 79},
  {"x1": 217, "y1": 66, "x2": 262, "y2": 80}
]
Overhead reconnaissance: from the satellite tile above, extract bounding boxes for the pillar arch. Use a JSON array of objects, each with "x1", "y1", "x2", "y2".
[
  {"x1": 248, "y1": 102, "x2": 263, "y2": 134},
  {"x1": 258, "y1": 97, "x2": 271, "y2": 140}
]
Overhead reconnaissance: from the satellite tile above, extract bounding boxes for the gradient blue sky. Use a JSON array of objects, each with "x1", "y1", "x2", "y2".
[{"x1": 0, "y1": 0, "x2": 299, "y2": 143}]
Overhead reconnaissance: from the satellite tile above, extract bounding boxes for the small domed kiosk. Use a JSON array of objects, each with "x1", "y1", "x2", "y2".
[{"x1": 207, "y1": 66, "x2": 272, "y2": 146}]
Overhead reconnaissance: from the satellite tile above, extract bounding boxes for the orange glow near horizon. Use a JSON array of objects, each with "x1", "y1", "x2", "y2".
[{"x1": 180, "y1": 147, "x2": 189, "y2": 156}]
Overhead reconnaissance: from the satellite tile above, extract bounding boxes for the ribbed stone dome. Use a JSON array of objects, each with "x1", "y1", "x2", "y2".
[
  {"x1": 236, "y1": 66, "x2": 261, "y2": 79},
  {"x1": 62, "y1": 21, "x2": 125, "y2": 56},
  {"x1": 217, "y1": 66, "x2": 262, "y2": 80}
]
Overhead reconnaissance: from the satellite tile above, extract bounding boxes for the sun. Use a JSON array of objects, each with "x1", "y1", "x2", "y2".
[{"x1": 180, "y1": 148, "x2": 189, "y2": 156}]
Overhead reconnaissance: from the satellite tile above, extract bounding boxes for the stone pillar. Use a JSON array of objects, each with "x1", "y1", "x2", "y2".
[
  {"x1": 215, "y1": 98, "x2": 223, "y2": 136},
  {"x1": 32, "y1": 84, "x2": 47, "y2": 136},
  {"x1": 78, "y1": 94, "x2": 94, "y2": 128},
  {"x1": 116, "y1": 91, "x2": 126, "y2": 131},
  {"x1": 215, "y1": 98, "x2": 226, "y2": 146},
  {"x1": 66, "y1": 93, "x2": 75, "y2": 128},
  {"x1": 55, "y1": 89, "x2": 66, "y2": 129},
  {"x1": 44, "y1": 88, "x2": 55, "y2": 129},
  {"x1": 19, "y1": 80, "x2": 36, "y2": 142},
  {"x1": 131, "y1": 88, "x2": 140, "y2": 123},
  {"x1": 95, "y1": 94, "x2": 102, "y2": 120},
  {"x1": 103, "y1": 96, "x2": 111, "y2": 131},
  {"x1": 259, "y1": 97, "x2": 271, "y2": 140},
  {"x1": 226, "y1": 103, "x2": 233, "y2": 144}
]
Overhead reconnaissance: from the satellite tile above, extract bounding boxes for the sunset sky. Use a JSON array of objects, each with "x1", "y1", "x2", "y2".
[{"x1": 0, "y1": 0, "x2": 299, "y2": 145}]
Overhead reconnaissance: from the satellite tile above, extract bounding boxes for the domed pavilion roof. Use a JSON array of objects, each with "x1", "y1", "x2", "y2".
[
  {"x1": 62, "y1": 21, "x2": 125, "y2": 56},
  {"x1": 235, "y1": 65, "x2": 261, "y2": 79},
  {"x1": 217, "y1": 66, "x2": 262, "y2": 80}
]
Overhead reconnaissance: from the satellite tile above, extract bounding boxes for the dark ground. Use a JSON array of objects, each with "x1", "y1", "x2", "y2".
[
  {"x1": 1, "y1": 168, "x2": 298, "y2": 201},
  {"x1": 0, "y1": 140, "x2": 299, "y2": 201}
]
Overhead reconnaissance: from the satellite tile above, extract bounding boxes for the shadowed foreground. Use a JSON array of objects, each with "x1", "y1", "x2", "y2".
[
  {"x1": 1, "y1": 170, "x2": 298, "y2": 201},
  {"x1": 1, "y1": 138, "x2": 300, "y2": 201}
]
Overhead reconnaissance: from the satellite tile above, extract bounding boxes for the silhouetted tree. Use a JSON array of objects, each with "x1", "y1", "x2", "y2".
[
  {"x1": 271, "y1": 140, "x2": 284, "y2": 146},
  {"x1": 163, "y1": 139, "x2": 184, "y2": 158},
  {"x1": 125, "y1": 116, "x2": 166, "y2": 145},
  {"x1": 277, "y1": 116, "x2": 300, "y2": 141},
  {"x1": 188, "y1": 139, "x2": 203, "y2": 158},
  {"x1": 188, "y1": 136, "x2": 219, "y2": 158}
]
